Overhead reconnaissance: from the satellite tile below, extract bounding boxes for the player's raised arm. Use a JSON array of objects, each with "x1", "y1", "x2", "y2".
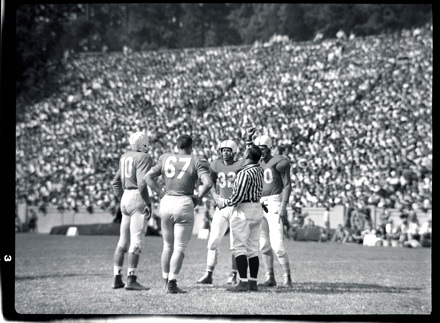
[{"x1": 245, "y1": 127, "x2": 256, "y2": 147}]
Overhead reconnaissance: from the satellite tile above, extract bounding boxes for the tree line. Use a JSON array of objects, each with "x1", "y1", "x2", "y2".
[{"x1": 16, "y1": 3, "x2": 432, "y2": 103}]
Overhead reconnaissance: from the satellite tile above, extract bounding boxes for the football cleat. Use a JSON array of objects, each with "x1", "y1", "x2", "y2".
[
  {"x1": 129, "y1": 131, "x2": 149, "y2": 153},
  {"x1": 258, "y1": 273, "x2": 277, "y2": 287},
  {"x1": 249, "y1": 280, "x2": 258, "y2": 291},
  {"x1": 226, "y1": 272, "x2": 238, "y2": 285},
  {"x1": 125, "y1": 275, "x2": 150, "y2": 291},
  {"x1": 167, "y1": 280, "x2": 187, "y2": 294},
  {"x1": 196, "y1": 272, "x2": 213, "y2": 284},
  {"x1": 282, "y1": 274, "x2": 293, "y2": 288},
  {"x1": 112, "y1": 275, "x2": 125, "y2": 289},
  {"x1": 227, "y1": 280, "x2": 249, "y2": 292}
]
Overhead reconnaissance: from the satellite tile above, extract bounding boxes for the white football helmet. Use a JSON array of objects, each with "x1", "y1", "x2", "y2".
[
  {"x1": 219, "y1": 140, "x2": 238, "y2": 154},
  {"x1": 129, "y1": 131, "x2": 149, "y2": 152},
  {"x1": 254, "y1": 135, "x2": 272, "y2": 149}
]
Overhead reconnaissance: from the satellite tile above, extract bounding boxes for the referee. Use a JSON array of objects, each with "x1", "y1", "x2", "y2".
[{"x1": 216, "y1": 144, "x2": 264, "y2": 292}]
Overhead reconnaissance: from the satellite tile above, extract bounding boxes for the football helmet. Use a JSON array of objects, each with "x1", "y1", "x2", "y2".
[
  {"x1": 254, "y1": 135, "x2": 272, "y2": 149},
  {"x1": 129, "y1": 131, "x2": 149, "y2": 152},
  {"x1": 219, "y1": 140, "x2": 238, "y2": 154}
]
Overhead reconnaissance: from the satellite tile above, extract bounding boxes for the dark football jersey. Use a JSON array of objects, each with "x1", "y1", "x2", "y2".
[
  {"x1": 149, "y1": 153, "x2": 210, "y2": 196},
  {"x1": 112, "y1": 151, "x2": 153, "y2": 201},
  {"x1": 259, "y1": 155, "x2": 291, "y2": 196},
  {"x1": 210, "y1": 158, "x2": 245, "y2": 199}
]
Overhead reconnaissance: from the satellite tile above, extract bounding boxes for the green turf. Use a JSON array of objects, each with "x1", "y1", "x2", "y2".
[{"x1": 14, "y1": 233, "x2": 431, "y2": 315}]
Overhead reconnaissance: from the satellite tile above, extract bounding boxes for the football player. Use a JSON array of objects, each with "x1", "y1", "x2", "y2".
[
  {"x1": 145, "y1": 134, "x2": 212, "y2": 294},
  {"x1": 196, "y1": 140, "x2": 244, "y2": 285},
  {"x1": 253, "y1": 132, "x2": 293, "y2": 288},
  {"x1": 111, "y1": 131, "x2": 153, "y2": 290}
]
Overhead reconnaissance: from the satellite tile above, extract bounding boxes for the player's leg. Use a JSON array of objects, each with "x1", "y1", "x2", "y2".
[
  {"x1": 166, "y1": 196, "x2": 193, "y2": 294},
  {"x1": 112, "y1": 210, "x2": 130, "y2": 289},
  {"x1": 267, "y1": 197, "x2": 292, "y2": 287},
  {"x1": 197, "y1": 207, "x2": 229, "y2": 284},
  {"x1": 227, "y1": 207, "x2": 251, "y2": 292},
  {"x1": 125, "y1": 194, "x2": 150, "y2": 290},
  {"x1": 246, "y1": 204, "x2": 263, "y2": 292},
  {"x1": 160, "y1": 196, "x2": 175, "y2": 290},
  {"x1": 259, "y1": 215, "x2": 276, "y2": 287},
  {"x1": 226, "y1": 206, "x2": 239, "y2": 285},
  {"x1": 226, "y1": 253, "x2": 238, "y2": 285}
]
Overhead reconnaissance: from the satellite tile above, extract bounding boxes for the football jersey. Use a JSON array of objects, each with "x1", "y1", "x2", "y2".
[
  {"x1": 112, "y1": 151, "x2": 153, "y2": 199},
  {"x1": 210, "y1": 158, "x2": 245, "y2": 199},
  {"x1": 259, "y1": 155, "x2": 291, "y2": 196},
  {"x1": 149, "y1": 153, "x2": 210, "y2": 196}
]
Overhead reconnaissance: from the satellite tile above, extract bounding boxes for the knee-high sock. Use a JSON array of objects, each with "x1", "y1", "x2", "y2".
[
  {"x1": 248, "y1": 256, "x2": 259, "y2": 280},
  {"x1": 235, "y1": 255, "x2": 248, "y2": 280}
]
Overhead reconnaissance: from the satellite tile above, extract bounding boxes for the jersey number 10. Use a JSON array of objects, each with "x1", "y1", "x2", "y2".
[{"x1": 121, "y1": 156, "x2": 134, "y2": 179}]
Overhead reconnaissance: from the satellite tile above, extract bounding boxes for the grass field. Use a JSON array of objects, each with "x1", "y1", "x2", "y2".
[{"x1": 13, "y1": 233, "x2": 431, "y2": 317}]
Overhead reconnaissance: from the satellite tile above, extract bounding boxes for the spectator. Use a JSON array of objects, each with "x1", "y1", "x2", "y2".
[
  {"x1": 407, "y1": 211, "x2": 420, "y2": 241},
  {"x1": 28, "y1": 209, "x2": 38, "y2": 233},
  {"x1": 323, "y1": 206, "x2": 330, "y2": 239},
  {"x1": 14, "y1": 24, "x2": 432, "y2": 227},
  {"x1": 419, "y1": 218, "x2": 432, "y2": 247},
  {"x1": 398, "y1": 218, "x2": 410, "y2": 247},
  {"x1": 350, "y1": 229, "x2": 364, "y2": 244},
  {"x1": 15, "y1": 213, "x2": 22, "y2": 233},
  {"x1": 350, "y1": 207, "x2": 365, "y2": 231},
  {"x1": 385, "y1": 219, "x2": 400, "y2": 246},
  {"x1": 304, "y1": 218, "x2": 316, "y2": 229},
  {"x1": 331, "y1": 224, "x2": 348, "y2": 243}
]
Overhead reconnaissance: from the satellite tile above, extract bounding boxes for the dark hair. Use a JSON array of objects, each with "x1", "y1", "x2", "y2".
[
  {"x1": 176, "y1": 134, "x2": 193, "y2": 149},
  {"x1": 246, "y1": 144, "x2": 262, "y2": 162}
]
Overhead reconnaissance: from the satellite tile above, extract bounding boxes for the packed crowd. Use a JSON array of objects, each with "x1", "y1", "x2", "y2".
[{"x1": 16, "y1": 25, "x2": 432, "y2": 218}]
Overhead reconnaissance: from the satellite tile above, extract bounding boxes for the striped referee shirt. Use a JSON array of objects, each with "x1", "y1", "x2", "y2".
[{"x1": 225, "y1": 163, "x2": 264, "y2": 207}]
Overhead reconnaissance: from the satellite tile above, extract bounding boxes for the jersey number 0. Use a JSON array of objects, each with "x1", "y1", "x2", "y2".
[{"x1": 264, "y1": 168, "x2": 273, "y2": 184}]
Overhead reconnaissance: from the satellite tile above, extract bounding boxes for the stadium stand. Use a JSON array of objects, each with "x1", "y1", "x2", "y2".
[{"x1": 16, "y1": 25, "x2": 432, "y2": 235}]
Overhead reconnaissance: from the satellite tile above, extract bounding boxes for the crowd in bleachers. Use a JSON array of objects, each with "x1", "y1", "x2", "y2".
[{"x1": 16, "y1": 25, "x2": 432, "y2": 227}]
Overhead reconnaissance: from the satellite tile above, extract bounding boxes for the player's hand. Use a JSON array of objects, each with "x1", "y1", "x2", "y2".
[
  {"x1": 277, "y1": 206, "x2": 288, "y2": 223},
  {"x1": 246, "y1": 127, "x2": 256, "y2": 142},
  {"x1": 217, "y1": 197, "x2": 227, "y2": 210},
  {"x1": 142, "y1": 204, "x2": 151, "y2": 221},
  {"x1": 191, "y1": 195, "x2": 201, "y2": 206},
  {"x1": 211, "y1": 192, "x2": 220, "y2": 204},
  {"x1": 158, "y1": 190, "x2": 166, "y2": 199},
  {"x1": 280, "y1": 214, "x2": 289, "y2": 226},
  {"x1": 246, "y1": 127, "x2": 256, "y2": 137}
]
